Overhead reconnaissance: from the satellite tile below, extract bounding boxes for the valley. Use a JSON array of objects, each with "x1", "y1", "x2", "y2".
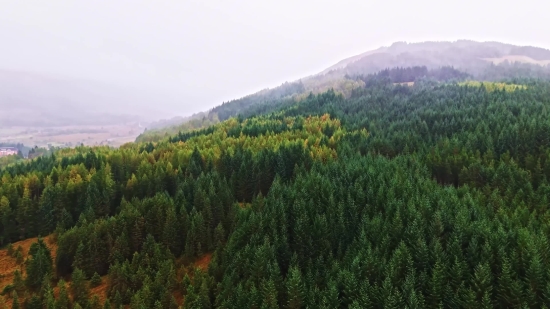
[{"x1": 0, "y1": 123, "x2": 143, "y2": 149}]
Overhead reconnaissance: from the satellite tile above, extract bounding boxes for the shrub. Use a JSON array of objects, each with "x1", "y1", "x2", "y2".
[
  {"x1": 0, "y1": 284, "x2": 13, "y2": 296},
  {"x1": 90, "y1": 272, "x2": 102, "y2": 287},
  {"x1": 6, "y1": 244, "x2": 14, "y2": 257}
]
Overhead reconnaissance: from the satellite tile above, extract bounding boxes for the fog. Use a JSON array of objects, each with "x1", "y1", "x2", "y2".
[{"x1": 1, "y1": 0, "x2": 549, "y2": 118}]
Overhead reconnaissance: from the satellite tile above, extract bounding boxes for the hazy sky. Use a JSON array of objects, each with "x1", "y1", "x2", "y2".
[{"x1": 1, "y1": 0, "x2": 548, "y2": 116}]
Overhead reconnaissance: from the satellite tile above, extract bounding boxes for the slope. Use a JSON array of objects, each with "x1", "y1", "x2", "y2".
[
  {"x1": 139, "y1": 40, "x2": 550, "y2": 142},
  {"x1": 4, "y1": 76, "x2": 550, "y2": 307}
]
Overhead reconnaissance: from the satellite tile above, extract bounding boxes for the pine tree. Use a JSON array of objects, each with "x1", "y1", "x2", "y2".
[
  {"x1": 199, "y1": 280, "x2": 212, "y2": 309},
  {"x1": 91, "y1": 272, "x2": 102, "y2": 287},
  {"x1": 38, "y1": 187, "x2": 55, "y2": 235},
  {"x1": 25, "y1": 240, "x2": 53, "y2": 289},
  {"x1": 10, "y1": 291, "x2": 19, "y2": 309},
  {"x1": 286, "y1": 266, "x2": 305, "y2": 309},
  {"x1": 14, "y1": 249, "x2": 23, "y2": 265},
  {"x1": 12, "y1": 270, "x2": 24, "y2": 294},
  {"x1": 113, "y1": 291, "x2": 123, "y2": 308},
  {"x1": 473, "y1": 262, "x2": 493, "y2": 302},
  {"x1": 498, "y1": 257, "x2": 520, "y2": 307},
  {"x1": 71, "y1": 269, "x2": 90, "y2": 307},
  {"x1": 102, "y1": 299, "x2": 111, "y2": 309},
  {"x1": 55, "y1": 279, "x2": 71, "y2": 309},
  {"x1": 43, "y1": 281, "x2": 55, "y2": 309},
  {"x1": 162, "y1": 206, "x2": 181, "y2": 255},
  {"x1": 25, "y1": 295, "x2": 42, "y2": 309},
  {"x1": 90, "y1": 295, "x2": 102, "y2": 309},
  {"x1": 72, "y1": 241, "x2": 89, "y2": 276},
  {"x1": 261, "y1": 280, "x2": 279, "y2": 309},
  {"x1": 481, "y1": 291, "x2": 493, "y2": 309}
]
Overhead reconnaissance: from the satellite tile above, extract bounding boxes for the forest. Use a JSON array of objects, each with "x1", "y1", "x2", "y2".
[{"x1": 2, "y1": 66, "x2": 550, "y2": 308}]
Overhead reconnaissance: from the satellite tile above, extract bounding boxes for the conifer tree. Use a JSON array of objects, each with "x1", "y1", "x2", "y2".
[
  {"x1": 91, "y1": 272, "x2": 102, "y2": 287},
  {"x1": 55, "y1": 279, "x2": 71, "y2": 309},
  {"x1": 25, "y1": 240, "x2": 53, "y2": 289},
  {"x1": 12, "y1": 270, "x2": 24, "y2": 294},
  {"x1": 10, "y1": 291, "x2": 19, "y2": 309},
  {"x1": 286, "y1": 267, "x2": 305, "y2": 309},
  {"x1": 25, "y1": 295, "x2": 42, "y2": 309},
  {"x1": 71, "y1": 268, "x2": 90, "y2": 307},
  {"x1": 102, "y1": 299, "x2": 111, "y2": 309}
]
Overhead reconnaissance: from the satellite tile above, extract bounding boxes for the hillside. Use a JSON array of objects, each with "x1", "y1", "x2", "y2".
[
  {"x1": 3, "y1": 66, "x2": 550, "y2": 307},
  {"x1": 0, "y1": 236, "x2": 57, "y2": 307},
  {"x1": 138, "y1": 40, "x2": 550, "y2": 142}
]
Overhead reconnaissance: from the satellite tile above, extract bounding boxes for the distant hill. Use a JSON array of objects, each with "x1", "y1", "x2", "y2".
[
  {"x1": 315, "y1": 40, "x2": 550, "y2": 78},
  {"x1": 0, "y1": 70, "x2": 172, "y2": 127},
  {"x1": 137, "y1": 40, "x2": 550, "y2": 142},
  {"x1": 136, "y1": 81, "x2": 305, "y2": 142}
]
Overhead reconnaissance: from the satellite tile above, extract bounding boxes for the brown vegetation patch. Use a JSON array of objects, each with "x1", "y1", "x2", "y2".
[
  {"x1": 0, "y1": 236, "x2": 57, "y2": 290},
  {"x1": 173, "y1": 290, "x2": 185, "y2": 307},
  {"x1": 1, "y1": 236, "x2": 208, "y2": 307},
  {"x1": 194, "y1": 253, "x2": 212, "y2": 271},
  {"x1": 50, "y1": 275, "x2": 109, "y2": 306},
  {"x1": 89, "y1": 275, "x2": 109, "y2": 304},
  {"x1": 0, "y1": 235, "x2": 57, "y2": 307},
  {"x1": 238, "y1": 202, "x2": 253, "y2": 209}
]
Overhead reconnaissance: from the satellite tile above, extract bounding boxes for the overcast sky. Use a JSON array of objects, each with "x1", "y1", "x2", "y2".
[{"x1": 1, "y1": 0, "x2": 548, "y2": 116}]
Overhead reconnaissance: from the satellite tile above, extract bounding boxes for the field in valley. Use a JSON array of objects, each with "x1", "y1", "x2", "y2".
[
  {"x1": 0, "y1": 123, "x2": 144, "y2": 149},
  {"x1": 483, "y1": 55, "x2": 550, "y2": 65}
]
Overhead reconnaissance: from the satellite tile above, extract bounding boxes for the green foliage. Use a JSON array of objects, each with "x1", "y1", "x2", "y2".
[
  {"x1": 71, "y1": 268, "x2": 90, "y2": 307},
  {"x1": 25, "y1": 238, "x2": 53, "y2": 289},
  {"x1": 6, "y1": 244, "x2": 14, "y2": 257},
  {"x1": 0, "y1": 155, "x2": 23, "y2": 170},
  {"x1": 4, "y1": 68, "x2": 550, "y2": 308},
  {"x1": 25, "y1": 294, "x2": 42, "y2": 309},
  {"x1": 14, "y1": 249, "x2": 23, "y2": 265},
  {"x1": 459, "y1": 80, "x2": 527, "y2": 92},
  {"x1": 0, "y1": 285, "x2": 13, "y2": 297},
  {"x1": 11, "y1": 271, "x2": 24, "y2": 294},
  {"x1": 90, "y1": 272, "x2": 102, "y2": 287},
  {"x1": 55, "y1": 279, "x2": 71, "y2": 309},
  {"x1": 11, "y1": 291, "x2": 19, "y2": 309}
]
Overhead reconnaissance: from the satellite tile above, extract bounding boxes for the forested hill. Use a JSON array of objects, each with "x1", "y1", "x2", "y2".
[
  {"x1": 137, "y1": 40, "x2": 550, "y2": 143},
  {"x1": 3, "y1": 67, "x2": 550, "y2": 308}
]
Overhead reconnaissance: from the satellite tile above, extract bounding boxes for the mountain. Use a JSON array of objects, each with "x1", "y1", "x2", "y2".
[
  {"x1": 3, "y1": 48, "x2": 550, "y2": 307},
  {"x1": 138, "y1": 40, "x2": 550, "y2": 142},
  {"x1": 0, "y1": 70, "x2": 174, "y2": 127},
  {"x1": 316, "y1": 40, "x2": 550, "y2": 77}
]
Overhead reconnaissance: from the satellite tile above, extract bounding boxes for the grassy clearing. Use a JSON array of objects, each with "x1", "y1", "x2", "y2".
[{"x1": 459, "y1": 81, "x2": 527, "y2": 92}]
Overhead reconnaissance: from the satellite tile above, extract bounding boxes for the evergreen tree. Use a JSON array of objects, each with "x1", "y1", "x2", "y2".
[
  {"x1": 71, "y1": 268, "x2": 91, "y2": 307},
  {"x1": 25, "y1": 239, "x2": 53, "y2": 289},
  {"x1": 91, "y1": 272, "x2": 102, "y2": 287},
  {"x1": 10, "y1": 291, "x2": 19, "y2": 309},
  {"x1": 55, "y1": 280, "x2": 71, "y2": 309},
  {"x1": 286, "y1": 267, "x2": 305, "y2": 309}
]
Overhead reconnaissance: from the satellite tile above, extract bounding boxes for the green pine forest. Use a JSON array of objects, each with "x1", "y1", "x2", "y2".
[{"x1": 3, "y1": 66, "x2": 550, "y2": 308}]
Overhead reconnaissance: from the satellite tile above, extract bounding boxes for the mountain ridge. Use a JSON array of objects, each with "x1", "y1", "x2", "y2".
[{"x1": 136, "y1": 39, "x2": 550, "y2": 142}]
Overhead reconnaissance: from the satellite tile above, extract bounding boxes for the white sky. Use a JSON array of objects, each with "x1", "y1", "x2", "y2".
[{"x1": 0, "y1": 0, "x2": 548, "y2": 116}]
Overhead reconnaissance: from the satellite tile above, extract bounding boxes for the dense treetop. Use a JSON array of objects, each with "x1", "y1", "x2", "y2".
[{"x1": 3, "y1": 66, "x2": 550, "y2": 308}]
